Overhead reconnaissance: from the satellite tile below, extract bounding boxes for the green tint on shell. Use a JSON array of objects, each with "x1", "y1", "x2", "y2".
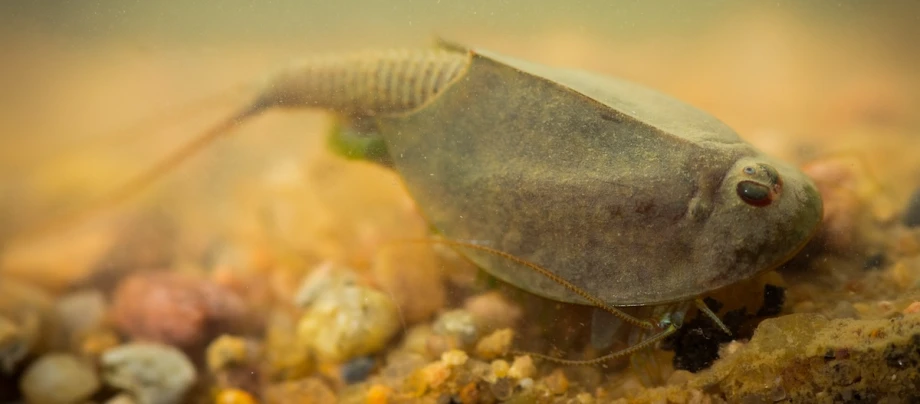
[{"x1": 363, "y1": 45, "x2": 823, "y2": 306}]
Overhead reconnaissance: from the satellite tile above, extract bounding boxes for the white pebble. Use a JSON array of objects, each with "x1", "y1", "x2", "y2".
[
  {"x1": 101, "y1": 343, "x2": 197, "y2": 404},
  {"x1": 20, "y1": 353, "x2": 100, "y2": 404},
  {"x1": 440, "y1": 349, "x2": 469, "y2": 366},
  {"x1": 55, "y1": 290, "x2": 107, "y2": 336},
  {"x1": 297, "y1": 279, "x2": 401, "y2": 362},
  {"x1": 519, "y1": 377, "x2": 534, "y2": 389},
  {"x1": 433, "y1": 310, "x2": 479, "y2": 345}
]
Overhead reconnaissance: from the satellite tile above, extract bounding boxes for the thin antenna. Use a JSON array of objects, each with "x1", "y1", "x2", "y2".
[
  {"x1": 33, "y1": 83, "x2": 253, "y2": 169},
  {"x1": 389, "y1": 237, "x2": 656, "y2": 330},
  {"x1": 514, "y1": 323, "x2": 677, "y2": 366},
  {"x1": 13, "y1": 105, "x2": 263, "y2": 242}
]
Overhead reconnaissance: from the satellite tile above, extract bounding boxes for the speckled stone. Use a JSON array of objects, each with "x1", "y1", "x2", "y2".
[
  {"x1": 296, "y1": 270, "x2": 400, "y2": 362},
  {"x1": 101, "y1": 343, "x2": 197, "y2": 404}
]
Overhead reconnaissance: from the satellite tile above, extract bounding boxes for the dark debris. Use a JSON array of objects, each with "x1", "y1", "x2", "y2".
[
  {"x1": 883, "y1": 334, "x2": 920, "y2": 370},
  {"x1": 341, "y1": 356, "x2": 376, "y2": 384},
  {"x1": 436, "y1": 393, "x2": 462, "y2": 404},
  {"x1": 861, "y1": 253, "x2": 888, "y2": 271},
  {"x1": 665, "y1": 284, "x2": 788, "y2": 372},
  {"x1": 903, "y1": 188, "x2": 920, "y2": 228},
  {"x1": 756, "y1": 284, "x2": 786, "y2": 316}
]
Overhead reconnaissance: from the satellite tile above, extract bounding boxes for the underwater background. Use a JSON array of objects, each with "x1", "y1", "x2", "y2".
[{"x1": 1, "y1": 1, "x2": 920, "y2": 403}]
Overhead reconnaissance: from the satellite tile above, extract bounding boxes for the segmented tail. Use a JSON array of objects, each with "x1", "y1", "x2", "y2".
[
  {"x1": 250, "y1": 49, "x2": 470, "y2": 116},
  {"x1": 14, "y1": 48, "x2": 470, "y2": 241}
]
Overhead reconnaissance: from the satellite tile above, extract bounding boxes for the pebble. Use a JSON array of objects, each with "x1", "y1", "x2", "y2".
[
  {"x1": 206, "y1": 335, "x2": 263, "y2": 393},
  {"x1": 380, "y1": 351, "x2": 428, "y2": 382},
  {"x1": 341, "y1": 356, "x2": 376, "y2": 384},
  {"x1": 904, "y1": 301, "x2": 920, "y2": 315},
  {"x1": 458, "y1": 382, "x2": 481, "y2": 403},
  {"x1": 0, "y1": 276, "x2": 52, "y2": 372},
  {"x1": 371, "y1": 243, "x2": 446, "y2": 324},
  {"x1": 464, "y1": 291, "x2": 523, "y2": 332},
  {"x1": 296, "y1": 273, "x2": 401, "y2": 362},
  {"x1": 425, "y1": 333, "x2": 462, "y2": 359},
  {"x1": 215, "y1": 388, "x2": 257, "y2": 404},
  {"x1": 79, "y1": 328, "x2": 121, "y2": 357},
  {"x1": 837, "y1": 301, "x2": 861, "y2": 319},
  {"x1": 876, "y1": 300, "x2": 896, "y2": 315},
  {"x1": 576, "y1": 392, "x2": 595, "y2": 403},
  {"x1": 366, "y1": 384, "x2": 394, "y2": 404},
  {"x1": 106, "y1": 394, "x2": 138, "y2": 404},
  {"x1": 467, "y1": 359, "x2": 492, "y2": 382},
  {"x1": 264, "y1": 313, "x2": 314, "y2": 381},
  {"x1": 518, "y1": 377, "x2": 534, "y2": 390},
  {"x1": 441, "y1": 349, "x2": 469, "y2": 367},
  {"x1": 487, "y1": 359, "x2": 511, "y2": 383},
  {"x1": 404, "y1": 366, "x2": 430, "y2": 396},
  {"x1": 0, "y1": 314, "x2": 33, "y2": 373},
  {"x1": 263, "y1": 378, "x2": 336, "y2": 404},
  {"x1": 542, "y1": 369, "x2": 569, "y2": 395},
  {"x1": 475, "y1": 328, "x2": 514, "y2": 360},
  {"x1": 490, "y1": 377, "x2": 515, "y2": 400},
  {"x1": 217, "y1": 367, "x2": 263, "y2": 397},
  {"x1": 399, "y1": 325, "x2": 434, "y2": 357},
  {"x1": 207, "y1": 335, "x2": 255, "y2": 372},
  {"x1": 432, "y1": 310, "x2": 479, "y2": 346},
  {"x1": 420, "y1": 360, "x2": 452, "y2": 389},
  {"x1": 53, "y1": 289, "x2": 107, "y2": 348},
  {"x1": 100, "y1": 343, "x2": 197, "y2": 404},
  {"x1": 801, "y1": 156, "x2": 874, "y2": 252},
  {"x1": 666, "y1": 369, "x2": 694, "y2": 386},
  {"x1": 292, "y1": 262, "x2": 355, "y2": 308},
  {"x1": 722, "y1": 340, "x2": 745, "y2": 357},
  {"x1": 19, "y1": 353, "x2": 100, "y2": 404},
  {"x1": 888, "y1": 260, "x2": 919, "y2": 291},
  {"x1": 508, "y1": 355, "x2": 536, "y2": 380},
  {"x1": 111, "y1": 272, "x2": 249, "y2": 349}
]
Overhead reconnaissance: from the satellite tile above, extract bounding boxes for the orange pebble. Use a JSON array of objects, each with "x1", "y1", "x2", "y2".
[
  {"x1": 458, "y1": 382, "x2": 480, "y2": 403},
  {"x1": 904, "y1": 301, "x2": 920, "y2": 315},
  {"x1": 215, "y1": 389, "x2": 257, "y2": 404},
  {"x1": 366, "y1": 384, "x2": 393, "y2": 404}
]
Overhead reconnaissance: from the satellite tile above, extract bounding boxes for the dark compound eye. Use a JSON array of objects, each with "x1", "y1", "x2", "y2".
[
  {"x1": 737, "y1": 181, "x2": 773, "y2": 207},
  {"x1": 743, "y1": 166, "x2": 757, "y2": 175}
]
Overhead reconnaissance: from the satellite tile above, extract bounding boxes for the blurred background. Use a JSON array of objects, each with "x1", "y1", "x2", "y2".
[{"x1": 1, "y1": 0, "x2": 918, "y2": 288}]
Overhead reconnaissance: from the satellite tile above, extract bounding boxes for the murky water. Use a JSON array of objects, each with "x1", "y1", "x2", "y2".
[{"x1": 1, "y1": 2, "x2": 919, "y2": 402}]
